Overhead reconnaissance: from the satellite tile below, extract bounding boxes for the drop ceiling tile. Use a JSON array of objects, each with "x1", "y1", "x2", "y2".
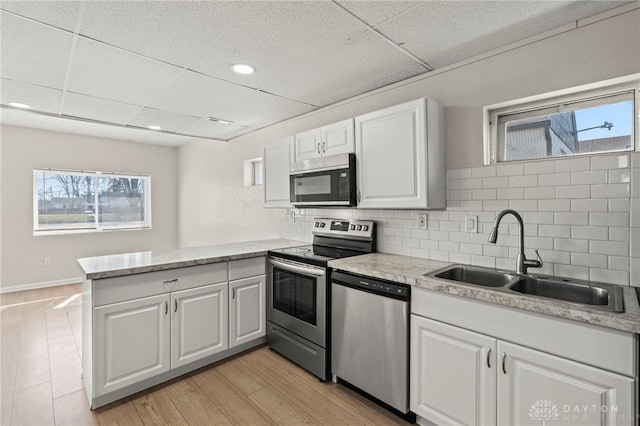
[
  {"x1": 335, "y1": 1, "x2": 422, "y2": 28},
  {"x1": 147, "y1": 70, "x2": 257, "y2": 119},
  {"x1": 189, "y1": 1, "x2": 370, "y2": 89},
  {"x1": 0, "y1": 79, "x2": 62, "y2": 113},
  {"x1": 0, "y1": 1, "x2": 81, "y2": 32},
  {"x1": 80, "y1": 1, "x2": 249, "y2": 67},
  {"x1": 423, "y1": 1, "x2": 633, "y2": 69},
  {"x1": 67, "y1": 37, "x2": 183, "y2": 106},
  {"x1": 182, "y1": 118, "x2": 253, "y2": 141},
  {"x1": 222, "y1": 91, "x2": 317, "y2": 128},
  {"x1": 62, "y1": 92, "x2": 141, "y2": 125},
  {"x1": 127, "y1": 108, "x2": 200, "y2": 133},
  {"x1": 0, "y1": 11, "x2": 73, "y2": 89},
  {"x1": 263, "y1": 32, "x2": 425, "y2": 106}
]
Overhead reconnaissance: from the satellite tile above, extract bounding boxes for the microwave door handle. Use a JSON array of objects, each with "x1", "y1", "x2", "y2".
[{"x1": 268, "y1": 258, "x2": 326, "y2": 277}]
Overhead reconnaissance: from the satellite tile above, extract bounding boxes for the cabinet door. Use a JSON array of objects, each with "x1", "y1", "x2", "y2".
[
  {"x1": 171, "y1": 282, "x2": 228, "y2": 369},
  {"x1": 322, "y1": 118, "x2": 354, "y2": 157},
  {"x1": 94, "y1": 294, "x2": 170, "y2": 396},
  {"x1": 294, "y1": 128, "x2": 322, "y2": 161},
  {"x1": 411, "y1": 315, "x2": 497, "y2": 426},
  {"x1": 229, "y1": 275, "x2": 266, "y2": 348},
  {"x1": 263, "y1": 136, "x2": 293, "y2": 208},
  {"x1": 497, "y1": 341, "x2": 635, "y2": 426}
]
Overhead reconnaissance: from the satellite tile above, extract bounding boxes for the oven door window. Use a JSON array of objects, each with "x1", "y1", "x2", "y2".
[{"x1": 272, "y1": 268, "x2": 317, "y2": 326}]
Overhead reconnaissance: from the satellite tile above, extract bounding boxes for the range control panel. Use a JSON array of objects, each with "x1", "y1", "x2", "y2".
[{"x1": 312, "y1": 218, "x2": 375, "y2": 240}]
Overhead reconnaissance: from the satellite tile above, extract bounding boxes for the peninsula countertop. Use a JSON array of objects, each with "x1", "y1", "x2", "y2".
[
  {"x1": 328, "y1": 253, "x2": 640, "y2": 334},
  {"x1": 78, "y1": 239, "x2": 307, "y2": 280}
]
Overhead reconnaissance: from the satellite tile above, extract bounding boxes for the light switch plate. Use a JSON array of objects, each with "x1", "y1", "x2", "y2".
[{"x1": 465, "y1": 215, "x2": 478, "y2": 233}]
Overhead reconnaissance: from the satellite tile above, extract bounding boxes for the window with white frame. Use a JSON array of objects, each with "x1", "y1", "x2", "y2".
[
  {"x1": 485, "y1": 79, "x2": 638, "y2": 164},
  {"x1": 34, "y1": 169, "x2": 151, "y2": 234}
]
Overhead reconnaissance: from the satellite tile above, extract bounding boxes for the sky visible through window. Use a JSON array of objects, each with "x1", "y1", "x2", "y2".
[{"x1": 573, "y1": 101, "x2": 633, "y2": 142}]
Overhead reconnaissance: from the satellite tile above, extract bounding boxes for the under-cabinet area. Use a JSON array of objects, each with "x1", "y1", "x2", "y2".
[{"x1": 81, "y1": 257, "x2": 267, "y2": 408}]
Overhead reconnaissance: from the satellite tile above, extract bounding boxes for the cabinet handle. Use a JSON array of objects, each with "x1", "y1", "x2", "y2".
[
  {"x1": 486, "y1": 348, "x2": 492, "y2": 368},
  {"x1": 162, "y1": 279, "x2": 178, "y2": 284},
  {"x1": 174, "y1": 300, "x2": 178, "y2": 312},
  {"x1": 164, "y1": 301, "x2": 168, "y2": 315},
  {"x1": 232, "y1": 288, "x2": 236, "y2": 299},
  {"x1": 322, "y1": 141, "x2": 326, "y2": 153},
  {"x1": 317, "y1": 142, "x2": 321, "y2": 154},
  {"x1": 501, "y1": 352, "x2": 507, "y2": 374},
  {"x1": 357, "y1": 190, "x2": 361, "y2": 203}
]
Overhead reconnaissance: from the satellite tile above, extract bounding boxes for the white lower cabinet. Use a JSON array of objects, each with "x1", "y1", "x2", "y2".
[
  {"x1": 94, "y1": 294, "x2": 171, "y2": 396},
  {"x1": 229, "y1": 275, "x2": 266, "y2": 348},
  {"x1": 411, "y1": 315, "x2": 635, "y2": 426},
  {"x1": 171, "y1": 282, "x2": 228, "y2": 369}
]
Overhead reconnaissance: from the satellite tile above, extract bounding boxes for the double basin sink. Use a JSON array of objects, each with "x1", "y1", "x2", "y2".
[{"x1": 428, "y1": 265, "x2": 624, "y2": 313}]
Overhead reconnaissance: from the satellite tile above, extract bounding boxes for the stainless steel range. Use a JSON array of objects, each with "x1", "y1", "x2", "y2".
[{"x1": 266, "y1": 218, "x2": 376, "y2": 381}]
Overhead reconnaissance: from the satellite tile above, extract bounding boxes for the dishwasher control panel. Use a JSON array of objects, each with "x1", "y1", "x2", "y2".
[{"x1": 332, "y1": 271, "x2": 409, "y2": 301}]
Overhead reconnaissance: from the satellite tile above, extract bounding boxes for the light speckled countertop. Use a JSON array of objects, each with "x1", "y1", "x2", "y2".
[
  {"x1": 78, "y1": 239, "x2": 306, "y2": 280},
  {"x1": 328, "y1": 253, "x2": 640, "y2": 334}
]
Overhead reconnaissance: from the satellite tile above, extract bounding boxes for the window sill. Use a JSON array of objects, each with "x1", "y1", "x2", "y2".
[{"x1": 33, "y1": 227, "x2": 152, "y2": 236}]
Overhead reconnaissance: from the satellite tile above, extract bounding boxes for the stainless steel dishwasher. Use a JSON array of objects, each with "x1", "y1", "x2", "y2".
[{"x1": 331, "y1": 270, "x2": 411, "y2": 415}]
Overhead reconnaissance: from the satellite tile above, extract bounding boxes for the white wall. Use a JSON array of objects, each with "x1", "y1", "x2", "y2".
[
  {"x1": 0, "y1": 125, "x2": 179, "y2": 290},
  {"x1": 177, "y1": 138, "x2": 284, "y2": 248}
]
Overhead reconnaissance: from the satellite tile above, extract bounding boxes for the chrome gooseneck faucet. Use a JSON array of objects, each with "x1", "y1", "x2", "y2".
[{"x1": 488, "y1": 209, "x2": 543, "y2": 275}]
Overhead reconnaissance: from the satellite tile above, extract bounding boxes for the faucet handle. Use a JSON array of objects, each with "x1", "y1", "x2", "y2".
[{"x1": 533, "y1": 249, "x2": 543, "y2": 268}]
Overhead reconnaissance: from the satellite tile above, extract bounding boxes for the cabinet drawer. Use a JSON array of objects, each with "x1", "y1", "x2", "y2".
[
  {"x1": 94, "y1": 263, "x2": 228, "y2": 307},
  {"x1": 229, "y1": 257, "x2": 265, "y2": 281},
  {"x1": 412, "y1": 287, "x2": 636, "y2": 377}
]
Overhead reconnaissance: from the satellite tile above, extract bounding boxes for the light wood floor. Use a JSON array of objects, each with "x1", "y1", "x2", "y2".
[{"x1": 1, "y1": 284, "x2": 410, "y2": 426}]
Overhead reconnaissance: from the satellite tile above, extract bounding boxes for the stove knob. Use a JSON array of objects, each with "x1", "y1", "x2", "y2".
[
  {"x1": 349, "y1": 225, "x2": 356, "y2": 231},
  {"x1": 356, "y1": 225, "x2": 362, "y2": 231},
  {"x1": 362, "y1": 225, "x2": 369, "y2": 232},
  {"x1": 314, "y1": 222, "x2": 319, "y2": 227},
  {"x1": 320, "y1": 222, "x2": 326, "y2": 228}
]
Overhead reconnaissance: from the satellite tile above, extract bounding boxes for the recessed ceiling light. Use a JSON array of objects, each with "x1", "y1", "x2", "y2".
[
  {"x1": 7, "y1": 101, "x2": 32, "y2": 109},
  {"x1": 231, "y1": 63, "x2": 255, "y2": 75},
  {"x1": 147, "y1": 125, "x2": 162, "y2": 131},
  {"x1": 207, "y1": 117, "x2": 232, "y2": 125}
]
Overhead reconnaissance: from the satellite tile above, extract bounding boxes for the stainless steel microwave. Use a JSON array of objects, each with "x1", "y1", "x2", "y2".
[{"x1": 289, "y1": 153, "x2": 356, "y2": 207}]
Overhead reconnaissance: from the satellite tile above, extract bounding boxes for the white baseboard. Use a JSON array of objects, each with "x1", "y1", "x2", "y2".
[{"x1": 0, "y1": 277, "x2": 83, "y2": 293}]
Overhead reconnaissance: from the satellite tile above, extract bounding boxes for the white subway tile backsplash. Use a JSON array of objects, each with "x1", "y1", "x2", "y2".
[
  {"x1": 446, "y1": 179, "x2": 461, "y2": 190},
  {"x1": 571, "y1": 252, "x2": 607, "y2": 268},
  {"x1": 524, "y1": 187, "x2": 555, "y2": 199},
  {"x1": 483, "y1": 176, "x2": 509, "y2": 188},
  {"x1": 632, "y1": 167, "x2": 640, "y2": 198},
  {"x1": 555, "y1": 238, "x2": 588, "y2": 253},
  {"x1": 509, "y1": 200, "x2": 538, "y2": 211},
  {"x1": 631, "y1": 198, "x2": 640, "y2": 228},
  {"x1": 430, "y1": 250, "x2": 450, "y2": 262},
  {"x1": 439, "y1": 241, "x2": 460, "y2": 253},
  {"x1": 394, "y1": 210, "x2": 411, "y2": 219},
  {"x1": 571, "y1": 226, "x2": 609, "y2": 241},
  {"x1": 631, "y1": 228, "x2": 640, "y2": 257},
  {"x1": 460, "y1": 178, "x2": 483, "y2": 189},
  {"x1": 411, "y1": 248, "x2": 430, "y2": 259},
  {"x1": 403, "y1": 238, "x2": 420, "y2": 248},
  {"x1": 555, "y1": 157, "x2": 589, "y2": 173},
  {"x1": 539, "y1": 224, "x2": 570, "y2": 238},
  {"x1": 608, "y1": 169, "x2": 631, "y2": 184},
  {"x1": 555, "y1": 264, "x2": 589, "y2": 281},
  {"x1": 554, "y1": 212, "x2": 589, "y2": 225},
  {"x1": 447, "y1": 168, "x2": 471, "y2": 179},
  {"x1": 471, "y1": 166, "x2": 496, "y2": 178},
  {"x1": 590, "y1": 212, "x2": 629, "y2": 227},
  {"x1": 570, "y1": 199, "x2": 607, "y2": 212},
  {"x1": 458, "y1": 200, "x2": 484, "y2": 211},
  {"x1": 420, "y1": 239, "x2": 439, "y2": 250},
  {"x1": 538, "y1": 199, "x2": 569, "y2": 212},
  {"x1": 496, "y1": 163, "x2": 523, "y2": 177},
  {"x1": 571, "y1": 170, "x2": 607, "y2": 185},
  {"x1": 449, "y1": 232, "x2": 471, "y2": 243},
  {"x1": 448, "y1": 190, "x2": 472, "y2": 201},
  {"x1": 523, "y1": 211, "x2": 554, "y2": 224},
  {"x1": 589, "y1": 240, "x2": 629, "y2": 256},
  {"x1": 609, "y1": 227, "x2": 630, "y2": 242},
  {"x1": 556, "y1": 185, "x2": 590, "y2": 199},
  {"x1": 460, "y1": 243, "x2": 483, "y2": 255},
  {"x1": 590, "y1": 154, "x2": 630, "y2": 170},
  {"x1": 471, "y1": 255, "x2": 495, "y2": 268},
  {"x1": 538, "y1": 249, "x2": 570, "y2": 265},
  {"x1": 538, "y1": 173, "x2": 570, "y2": 187},
  {"x1": 608, "y1": 199, "x2": 630, "y2": 213},
  {"x1": 429, "y1": 230, "x2": 450, "y2": 241},
  {"x1": 589, "y1": 268, "x2": 629, "y2": 285},
  {"x1": 591, "y1": 183, "x2": 630, "y2": 199},
  {"x1": 508, "y1": 175, "x2": 538, "y2": 188},
  {"x1": 483, "y1": 244, "x2": 509, "y2": 258},
  {"x1": 524, "y1": 160, "x2": 555, "y2": 175},
  {"x1": 450, "y1": 252, "x2": 471, "y2": 264},
  {"x1": 496, "y1": 188, "x2": 524, "y2": 200},
  {"x1": 609, "y1": 256, "x2": 629, "y2": 271},
  {"x1": 631, "y1": 260, "x2": 640, "y2": 288}
]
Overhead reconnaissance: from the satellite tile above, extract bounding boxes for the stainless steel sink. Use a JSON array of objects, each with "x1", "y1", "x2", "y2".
[
  {"x1": 509, "y1": 276, "x2": 624, "y2": 313},
  {"x1": 429, "y1": 265, "x2": 518, "y2": 288},
  {"x1": 427, "y1": 264, "x2": 625, "y2": 313}
]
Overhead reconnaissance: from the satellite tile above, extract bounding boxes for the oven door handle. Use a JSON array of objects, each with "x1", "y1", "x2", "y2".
[{"x1": 268, "y1": 258, "x2": 326, "y2": 277}]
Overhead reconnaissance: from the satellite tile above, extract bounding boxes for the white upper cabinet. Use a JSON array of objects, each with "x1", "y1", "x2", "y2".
[
  {"x1": 263, "y1": 136, "x2": 293, "y2": 208},
  {"x1": 294, "y1": 118, "x2": 354, "y2": 161},
  {"x1": 355, "y1": 98, "x2": 445, "y2": 209}
]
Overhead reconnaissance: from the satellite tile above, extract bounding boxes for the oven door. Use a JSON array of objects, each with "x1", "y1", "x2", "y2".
[{"x1": 267, "y1": 257, "x2": 326, "y2": 347}]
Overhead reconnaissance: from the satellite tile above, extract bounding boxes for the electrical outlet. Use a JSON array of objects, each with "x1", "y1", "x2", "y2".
[
  {"x1": 43, "y1": 257, "x2": 52, "y2": 267},
  {"x1": 465, "y1": 215, "x2": 478, "y2": 233},
  {"x1": 417, "y1": 213, "x2": 428, "y2": 230}
]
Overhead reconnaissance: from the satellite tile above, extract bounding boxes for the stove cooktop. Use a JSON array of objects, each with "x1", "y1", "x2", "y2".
[{"x1": 269, "y1": 244, "x2": 365, "y2": 265}]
